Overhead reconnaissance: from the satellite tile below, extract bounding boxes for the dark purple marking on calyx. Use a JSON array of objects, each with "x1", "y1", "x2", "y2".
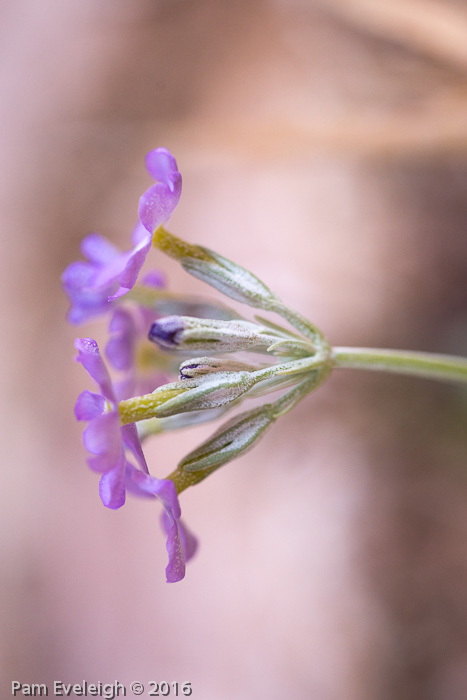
[
  {"x1": 148, "y1": 316, "x2": 184, "y2": 347},
  {"x1": 179, "y1": 363, "x2": 201, "y2": 379}
]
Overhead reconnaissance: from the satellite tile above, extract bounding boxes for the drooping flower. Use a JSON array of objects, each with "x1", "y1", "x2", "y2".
[
  {"x1": 62, "y1": 148, "x2": 181, "y2": 322},
  {"x1": 75, "y1": 337, "x2": 196, "y2": 581},
  {"x1": 74, "y1": 337, "x2": 149, "y2": 508}
]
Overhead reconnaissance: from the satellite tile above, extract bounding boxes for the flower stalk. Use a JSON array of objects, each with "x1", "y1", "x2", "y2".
[{"x1": 332, "y1": 347, "x2": 467, "y2": 385}]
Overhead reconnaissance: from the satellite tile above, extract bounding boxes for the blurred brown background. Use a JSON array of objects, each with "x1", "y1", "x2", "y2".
[{"x1": 1, "y1": 1, "x2": 467, "y2": 699}]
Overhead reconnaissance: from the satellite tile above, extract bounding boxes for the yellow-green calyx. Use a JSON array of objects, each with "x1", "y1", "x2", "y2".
[
  {"x1": 118, "y1": 386, "x2": 188, "y2": 424},
  {"x1": 152, "y1": 225, "x2": 214, "y2": 263}
]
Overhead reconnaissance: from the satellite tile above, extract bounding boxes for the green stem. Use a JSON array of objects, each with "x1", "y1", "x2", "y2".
[
  {"x1": 271, "y1": 366, "x2": 331, "y2": 417},
  {"x1": 252, "y1": 350, "x2": 329, "y2": 383},
  {"x1": 267, "y1": 300, "x2": 329, "y2": 350},
  {"x1": 332, "y1": 347, "x2": 467, "y2": 385}
]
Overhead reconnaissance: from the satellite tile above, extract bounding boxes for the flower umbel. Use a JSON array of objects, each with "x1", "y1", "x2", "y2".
[
  {"x1": 66, "y1": 146, "x2": 467, "y2": 584},
  {"x1": 64, "y1": 147, "x2": 336, "y2": 582},
  {"x1": 65, "y1": 147, "x2": 337, "y2": 582}
]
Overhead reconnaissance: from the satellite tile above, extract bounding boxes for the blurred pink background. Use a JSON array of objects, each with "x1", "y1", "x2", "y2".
[{"x1": 2, "y1": 1, "x2": 467, "y2": 699}]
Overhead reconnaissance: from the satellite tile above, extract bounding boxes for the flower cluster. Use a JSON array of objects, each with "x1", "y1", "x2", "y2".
[
  {"x1": 64, "y1": 147, "x2": 332, "y2": 582},
  {"x1": 64, "y1": 149, "x2": 196, "y2": 583}
]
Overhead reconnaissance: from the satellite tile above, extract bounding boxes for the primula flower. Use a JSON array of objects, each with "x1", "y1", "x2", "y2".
[
  {"x1": 62, "y1": 147, "x2": 181, "y2": 322},
  {"x1": 74, "y1": 337, "x2": 196, "y2": 581},
  {"x1": 61, "y1": 234, "x2": 118, "y2": 324},
  {"x1": 74, "y1": 337, "x2": 149, "y2": 508},
  {"x1": 62, "y1": 224, "x2": 150, "y2": 323}
]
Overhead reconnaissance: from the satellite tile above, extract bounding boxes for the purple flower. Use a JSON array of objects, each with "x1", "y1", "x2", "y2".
[
  {"x1": 62, "y1": 224, "x2": 152, "y2": 323},
  {"x1": 74, "y1": 337, "x2": 149, "y2": 509},
  {"x1": 74, "y1": 337, "x2": 195, "y2": 582},
  {"x1": 61, "y1": 239, "x2": 116, "y2": 324},
  {"x1": 138, "y1": 148, "x2": 182, "y2": 233},
  {"x1": 128, "y1": 468, "x2": 198, "y2": 583},
  {"x1": 62, "y1": 147, "x2": 181, "y2": 322}
]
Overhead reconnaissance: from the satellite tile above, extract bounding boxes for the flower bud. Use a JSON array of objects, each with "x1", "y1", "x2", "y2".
[
  {"x1": 148, "y1": 316, "x2": 280, "y2": 354},
  {"x1": 179, "y1": 357, "x2": 258, "y2": 379},
  {"x1": 153, "y1": 370, "x2": 257, "y2": 417},
  {"x1": 179, "y1": 405, "x2": 275, "y2": 472},
  {"x1": 153, "y1": 228, "x2": 279, "y2": 310}
]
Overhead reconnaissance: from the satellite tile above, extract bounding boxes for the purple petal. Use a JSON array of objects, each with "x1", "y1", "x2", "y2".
[
  {"x1": 82, "y1": 412, "x2": 122, "y2": 466},
  {"x1": 156, "y1": 480, "x2": 182, "y2": 519},
  {"x1": 75, "y1": 338, "x2": 115, "y2": 402},
  {"x1": 138, "y1": 181, "x2": 182, "y2": 234},
  {"x1": 124, "y1": 462, "x2": 154, "y2": 498},
  {"x1": 105, "y1": 337, "x2": 133, "y2": 372},
  {"x1": 161, "y1": 511, "x2": 198, "y2": 577},
  {"x1": 62, "y1": 261, "x2": 111, "y2": 323},
  {"x1": 129, "y1": 470, "x2": 181, "y2": 516},
  {"x1": 74, "y1": 390, "x2": 105, "y2": 421},
  {"x1": 131, "y1": 221, "x2": 150, "y2": 246},
  {"x1": 108, "y1": 232, "x2": 152, "y2": 300},
  {"x1": 91, "y1": 250, "x2": 133, "y2": 291},
  {"x1": 108, "y1": 307, "x2": 135, "y2": 335},
  {"x1": 127, "y1": 468, "x2": 189, "y2": 582},
  {"x1": 81, "y1": 233, "x2": 120, "y2": 265},
  {"x1": 163, "y1": 515, "x2": 186, "y2": 583},
  {"x1": 62, "y1": 262, "x2": 113, "y2": 323},
  {"x1": 142, "y1": 270, "x2": 166, "y2": 288},
  {"x1": 145, "y1": 147, "x2": 180, "y2": 185},
  {"x1": 121, "y1": 423, "x2": 149, "y2": 474},
  {"x1": 106, "y1": 308, "x2": 136, "y2": 371},
  {"x1": 138, "y1": 148, "x2": 182, "y2": 234},
  {"x1": 87, "y1": 454, "x2": 117, "y2": 474},
  {"x1": 112, "y1": 376, "x2": 137, "y2": 402},
  {"x1": 66, "y1": 292, "x2": 112, "y2": 324},
  {"x1": 62, "y1": 260, "x2": 95, "y2": 290},
  {"x1": 99, "y1": 458, "x2": 126, "y2": 509}
]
